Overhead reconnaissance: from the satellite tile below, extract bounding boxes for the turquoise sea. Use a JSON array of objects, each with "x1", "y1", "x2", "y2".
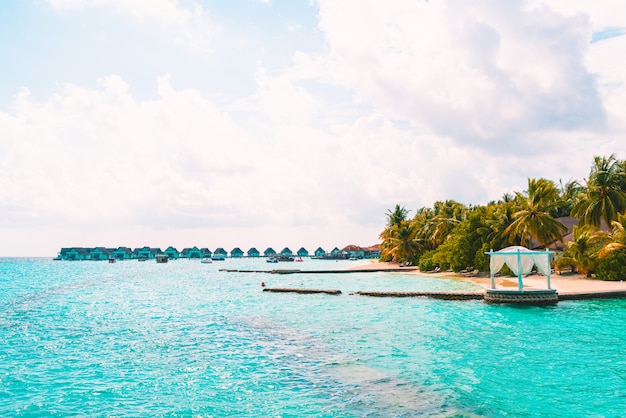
[{"x1": 1, "y1": 258, "x2": 625, "y2": 417}]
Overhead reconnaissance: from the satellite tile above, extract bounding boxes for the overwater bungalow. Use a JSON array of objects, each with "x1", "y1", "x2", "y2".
[
  {"x1": 59, "y1": 247, "x2": 90, "y2": 260},
  {"x1": 180, "y1": 246, "x2": 203, "y2": 259},
  {"x1": 164, "y1": 246, "x2": 180, "y2": 260},
  {"x1": 112, "y1": 247, "x2": 133, "y2": 260},
  {"x1": 134, "y1": 247, "x2": 161, "y2": 260},
  {"x1": 90, "y1": 247, "x2": 113, "y2": 261},
  {"x1": 213, "y1": 248, "x2": 228, "y2": 258},
  {"x1": 55, "y1": 243, "x2": 372, "y2": 261}
]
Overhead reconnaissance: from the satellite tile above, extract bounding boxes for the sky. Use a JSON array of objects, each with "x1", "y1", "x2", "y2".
[{"x1": 1, "y1": 0, "x2": 626, "y2": 257}]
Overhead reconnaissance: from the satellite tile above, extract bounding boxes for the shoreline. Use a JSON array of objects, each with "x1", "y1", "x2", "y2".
[{"x1": 353, "y1": 260, "x2": 626, "y2": 293}]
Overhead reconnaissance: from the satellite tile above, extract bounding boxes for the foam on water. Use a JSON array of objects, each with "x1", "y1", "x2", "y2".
[{"x1": 1, "y1": 258, "x2": 625, "y2": 416}]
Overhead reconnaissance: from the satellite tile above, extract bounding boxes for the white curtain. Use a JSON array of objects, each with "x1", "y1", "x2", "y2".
[
  {"x1": 490, "y1": 246, "x2": 548, "y2": 276},
  {"x1": 528, "y1": 253, "x2": 551, "y2": 275},
  {"x1": 490, "y1": 255, "x2": 505, "y2": 274}
]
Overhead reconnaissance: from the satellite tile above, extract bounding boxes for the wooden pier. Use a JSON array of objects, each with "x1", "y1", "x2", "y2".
[
  {"x1": 352, "y1": 291, "x2": 484, "y2": 300},
  {"x1": 262, "y1": 288, "x2": 342, "y2": 295},
  {"x1": 221, "y1": 267, "x2": 419, "y2": 274},
  {"x1": 261, "y1": 287, "x2": 626, "y2": 303},
  {"x1": 221, "y1": 267, "x2": 626, "y2": 304},
  {"x1": 557, "y1": 290, "x2": 626, "y2": 301}
]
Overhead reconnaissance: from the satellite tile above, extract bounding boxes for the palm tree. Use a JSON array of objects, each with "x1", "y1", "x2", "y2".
[
  {"x1": 379, "y1": 220, "x2": 419, "y2": 263},
  {"x1": 485, "y1": 200, "x2": 518, "y2": 249},
  {"x1": 594, "y1": 212, "x2": 626, "y2": 259},
  {"x1": 556, "y1": 179, "x2": 584, "y2": 217},
  {"x1": 421, "y1": 200, "x2": 467, "y2": 248},
  {"x1": 500, "y1": 193, "x2": 514, "y2": 204},
  {"x1": 556, "y1": 225, "x2": 599, "y2": 277},
  {"x1": 379, "y1": 204, "x2": 412, "y2": 261},
  {"x1": 385, "y1": 204, "x2": 410, "y2": 228},
  {"x1": 572, "y1": 154, "x2": 626, "y2": 228},
  {"x1": 504, "y1": 178, "x2": 567, "y2": 248}
]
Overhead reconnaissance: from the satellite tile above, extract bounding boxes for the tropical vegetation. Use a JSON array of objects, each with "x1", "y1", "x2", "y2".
[{"x1": 379, "y1": 154, "x2": 626, "y2": 280}]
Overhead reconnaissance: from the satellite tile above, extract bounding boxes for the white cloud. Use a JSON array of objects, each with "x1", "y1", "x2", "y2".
[
  {"x1": 316, "y1": 0, "x2": 605, "y2": 148},
  {"x1": 532, "y1": 0, "x2": 626, "y2": 31},
  {"x1": 3, "y1": 0, "x2": 626, "y2": 256},
  {"x1": 46, "y1": 0, "x2": 214, "y2": 51}
]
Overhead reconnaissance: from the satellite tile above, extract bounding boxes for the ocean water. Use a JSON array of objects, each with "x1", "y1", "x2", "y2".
[{"x1": 1, "y1": 258, "x2": 625, "y2": 417}]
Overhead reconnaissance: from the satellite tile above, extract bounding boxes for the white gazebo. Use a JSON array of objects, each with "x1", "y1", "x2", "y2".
[{"x1": 484, "y1": 246, "x2": 558, "y2": 305}]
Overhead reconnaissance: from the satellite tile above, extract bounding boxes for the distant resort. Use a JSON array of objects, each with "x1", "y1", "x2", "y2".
[{"x1": 55, "y1": 244, "x2": 381, "y2": 261}]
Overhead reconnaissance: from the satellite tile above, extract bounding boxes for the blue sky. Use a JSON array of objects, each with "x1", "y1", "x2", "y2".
[{"x1": 1, "y1": 0, "x2": 626, "y2": 256}]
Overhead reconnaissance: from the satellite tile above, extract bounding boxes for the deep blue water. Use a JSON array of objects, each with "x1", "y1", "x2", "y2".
[{"x1": 1, "y1": 258, "x2": 625, "y2": 417}]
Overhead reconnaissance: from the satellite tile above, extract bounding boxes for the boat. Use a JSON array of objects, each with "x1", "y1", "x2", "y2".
[
  {"x1": 266, "y1": 257, "x2": 278, "y2": 263},
  {"x1": 277, "y1": 256, "x2": 295, "y2": 262},
  {"x1": 156, "y1": 254, "x2": 169, "y2": 263},
  {"x1": 211, "y1": 254, "x2": 226, "y2": 261},
  {"x1": 201, "y1": 258, "x2": 212, "y2": 264}
]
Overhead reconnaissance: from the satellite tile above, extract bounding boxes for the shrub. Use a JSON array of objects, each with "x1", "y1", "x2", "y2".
[
  {"x1": 595, "y1": 251, "x2": 626, "y2": 281},
  {"x1": 554, "y1": 256, "x2": 577, "y2": 274},
  {"x1": 473, "y1": 243, "x2": 491, "y2": 272},
  {"x1": 418, "y1": 250, "x2": 437, "y2": 272}
]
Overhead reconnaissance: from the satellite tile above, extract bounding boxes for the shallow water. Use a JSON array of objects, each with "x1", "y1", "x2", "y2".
[{"x1": 1, "y1": 258, "x2": 625, "y2": 417}]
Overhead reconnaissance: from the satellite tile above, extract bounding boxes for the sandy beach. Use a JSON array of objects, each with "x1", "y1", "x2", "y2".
[{"x1": 354, "y1": 259, "x2": 626, "y2": 294}]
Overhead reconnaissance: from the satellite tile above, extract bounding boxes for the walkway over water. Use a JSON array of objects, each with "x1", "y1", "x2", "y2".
[
  {"x1": 221, "y1": 267, "x2": 419, "y2": 274},
  {"x1": 262, "y1": 288, "x2": 626, "y2": 302},
  {"x1": 353, "y1": 291, "x2": 484, "y2": 300},
  {"x1": 221, "y1": 268, "x2": 626, "y2": 303},
  {"x1": 262, "y1": 288, "x2": 342, "y2": 295}
]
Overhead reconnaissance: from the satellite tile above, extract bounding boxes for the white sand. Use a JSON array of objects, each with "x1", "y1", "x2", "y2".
[{"x1": 355, "y1": 260, "x2": 626, "y2": 293}]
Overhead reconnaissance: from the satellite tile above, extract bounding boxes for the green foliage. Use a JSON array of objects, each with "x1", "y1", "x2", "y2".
[
  {"x1": 504, "y1": 178, "x2": 567, "y2": 247},
  {"x1": 572, "y1": 154, "x2": 626, "y2": 228},
  {"x1": 554, "y1": 255, "x2": 577, "y2": 274},
  {"x1": 432, "y1": 223, "x2": 472, "y2": 271},
  {"x1": 431, "y1": 208, "x2": 489, "y2": 272},
  {"x1": 560, "y1": 225, "x2": 600, "y2": 277},
  {"x1": 500, "y1": 264, "x2": 514, "y2": 277},
  {"x1": 595, "y1": 250, "x2": 626, "y2": 281},
  {"x1": 473, "y1": 243, "x2": 491, "y2": 272},
  {"x1": 418, "y1": 250, "x2": 437, "y2": 272},
  {"x1": 378, "y1": 155, "x2": 626, "y2": 282}
]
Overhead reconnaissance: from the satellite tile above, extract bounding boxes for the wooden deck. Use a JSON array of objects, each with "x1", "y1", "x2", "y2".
[
  {"x1": 557, "y1": 290, "x2": 626, "y2": 301},
  {"x1": 353, "y1": 291, "x2": 484, "y2": 300},
  {"x1": 261, "y1": 287, "x2": 626, "y2": 302},
  {"x1": 221, "y1": 267, "x2": 419, "y2": 274},
  {"x1": 262, "y1": 288, "x2": 342, "y2": 295}
]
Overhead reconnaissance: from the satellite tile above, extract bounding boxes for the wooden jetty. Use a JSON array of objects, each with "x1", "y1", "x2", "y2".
[
  {"x1": 222, "y1": 267, "x2": 419, "y2": 274},
  {"x1": 558, "y1": 290, "x2": 626, "y2": 301},
  {"x1": 353, "y1": 291, "x2": 484, "y2": 300},
  {"x1": 262, "y1": 288, "x2": 626, "y2": 303},
  {"x1": 262, "y1": 288, "x2": 342, "y2": 295}
]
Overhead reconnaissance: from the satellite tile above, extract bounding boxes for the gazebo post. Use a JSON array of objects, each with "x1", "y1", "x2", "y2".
[
  {"x1": 546, "y1": 249, "x2": 552, "y2": 290},
  {"x1": 516, "y1": 248, "x2": 523, "y2": 291},
  {"x1": 489, "y1": 249, "x2": 496, "y2": 289}
]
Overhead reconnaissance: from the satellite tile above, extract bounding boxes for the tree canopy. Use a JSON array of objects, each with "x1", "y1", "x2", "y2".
[{"x1": 379, "y1": 155, "x2": 626, "y2": 280}]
